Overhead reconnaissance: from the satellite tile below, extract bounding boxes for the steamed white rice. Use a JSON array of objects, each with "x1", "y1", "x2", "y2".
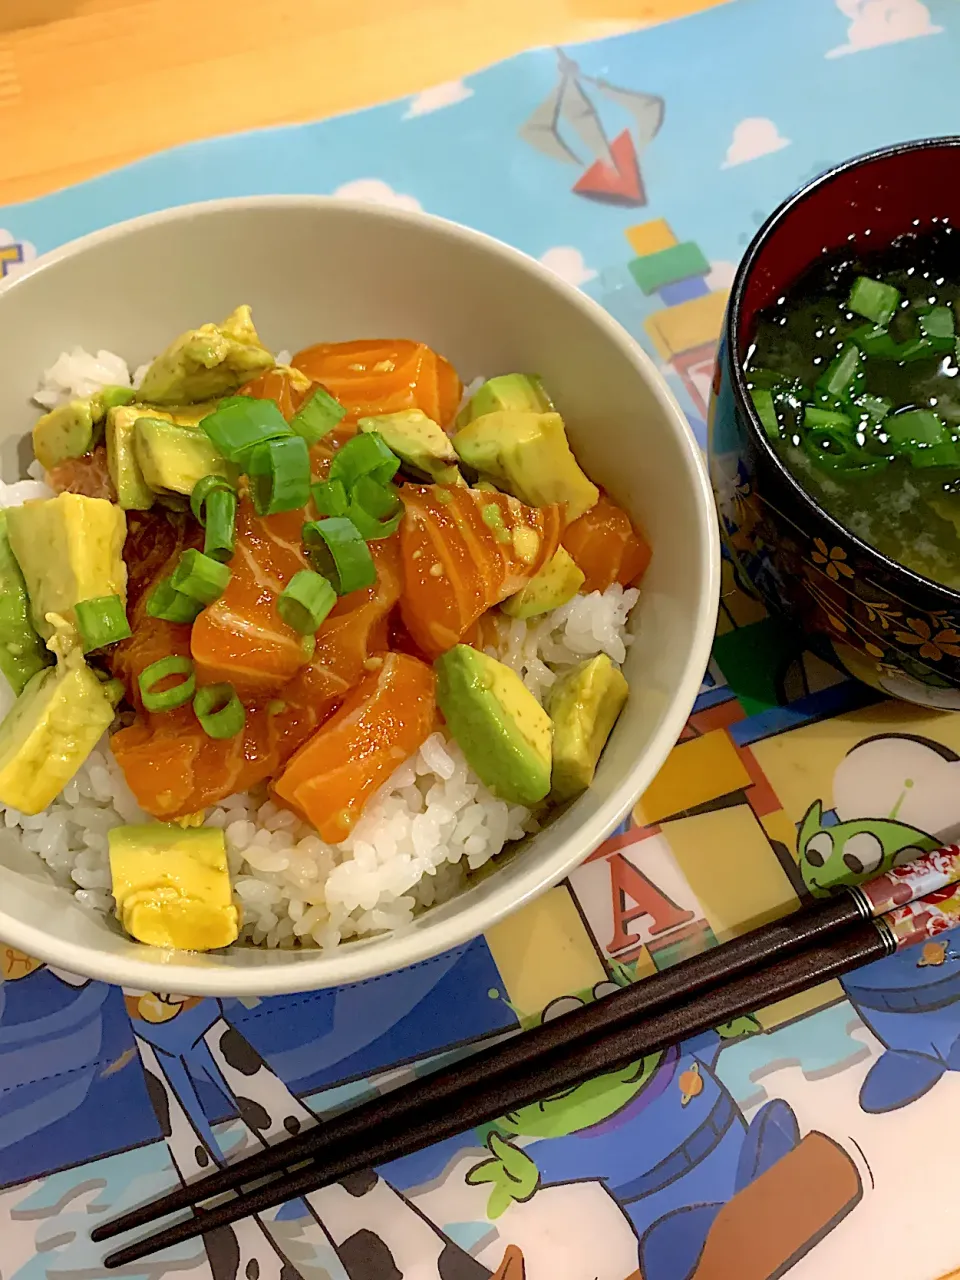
[{"x1": 0, "y1": 348, "x2": 639, "y2": 949}]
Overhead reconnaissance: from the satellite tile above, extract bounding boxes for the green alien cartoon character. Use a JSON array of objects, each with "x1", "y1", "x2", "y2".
[
  {"x1": 796, "y1": 798, "x2": 938, "y2": 897},
  {"x1": 385, "y1": 964, "x2": 804, "y2": 1280}
]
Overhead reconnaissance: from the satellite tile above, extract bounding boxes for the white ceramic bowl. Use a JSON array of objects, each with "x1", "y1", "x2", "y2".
[{"x1": 0, "y1": 197, "x2": 719, "y2": 995}]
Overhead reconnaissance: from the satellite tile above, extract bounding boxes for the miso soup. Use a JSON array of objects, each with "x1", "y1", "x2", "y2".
[{"x1": 745, "y1": 225, "x2": 960, "y2": 590}]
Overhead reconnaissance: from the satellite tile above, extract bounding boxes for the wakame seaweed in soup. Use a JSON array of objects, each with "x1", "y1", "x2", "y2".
[{"x1": 744, "y1": 224, "x2": 960, "y2": 590}]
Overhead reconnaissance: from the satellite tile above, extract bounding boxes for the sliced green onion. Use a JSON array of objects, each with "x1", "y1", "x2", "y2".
[
  {"x1": 909, "y1": 441, "x2": 960, "y2": 469},
  {"x1": 190, "y1": 473, "x2": 237, "y2": 522},
  {"x1": 289, "y1": 386, "x2": 346, "y2": 444},
  {"x1": 145, "y1": 578, "x2": 204, "y2": 624},
  {"x1": 311, "y1": 479, "x2": 349, "y2": 517},
  {"x1": 803, "y1": 426, "x2": 873, "y2": 472},
  {"x1": 347, "y1": 477, "x2": 403, "y2": 539},
  {"x1": 815, "y1": 344, "x2": 863, "y2": 403},
  {"x1": 750, "y1": 388, "x2": 780, "y2": 440},
  {"x1": 885, "y1": 409, "x2": 947, "y2": 451},
  {"x1": 353, "y1": 475, "x2": 400, "y2": 519},
  {"x1": 248, "y1": 435, "x2": 311, "y2": 516},
  {"x1": 303, "y1": 517, "x2": 377, "y2": 594},
  {"x1": 74, "y1": 594, "x2": 132, "y2": 652},
  {"x1": 851, "y1": 325, "x2": 937, "y2": 363},
  {"x1": 803, "y1": 407, "x2": 854, "y2": 433},
  {"x1": 171, "y1": 549, "x2": 232, "y2": 604},
  {"x1": 194, "y1": 682, "x2": 246, "y2": 739},
  {"x1": 200, "y1": 398, "x2": 292, "y2": 462},
  {"x1": 278, "y1": 570, "x2": 336, "y2": 633},
  {"x1": 847, "y1": 276, "x2": 901, "y2": 327},
  {"x1": 919, "y1": 305, "x2": 956, "y2": 352},
  {"x1": 202, "y1": 488, "x2": 238, "y2": 563},
  {"x1": 854, "y1": 393, "x2": 893, "y2": 426},
  {"x1": 139, "y1": 655, "x2": 196, "y2": 713},
  {"x1": 328, "y1": 432, "x2": 400, "y2": 488}
]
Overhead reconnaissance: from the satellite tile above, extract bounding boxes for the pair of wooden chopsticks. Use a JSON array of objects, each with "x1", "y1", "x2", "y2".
[{"x1": 94, "y1": 842, "x2": 960, "y2": 1268}]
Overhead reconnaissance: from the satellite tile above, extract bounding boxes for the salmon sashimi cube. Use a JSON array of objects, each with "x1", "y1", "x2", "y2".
[
  {"x1": 398, "y1": 484, "x2": 562, "y2": 658},
  {"x1": 238, "y1": 365, "x2": 315, "y2": 421},
  {"x1": 47, "y1": 444, "x2": 117, "y2": 501},
  {"x1": 191, "y1": 500, "x2": 314, "y2": 697},
  {"x1": 562, "y1": 493, "x2": 651, "y2": 594},
  {"x1": 110, "y1": 694, "x2": 327, "y2": 821},
  {"x1": 291, "y1": 339, "x2": 462, "y2": 429},
  {"x1": 273, "y1": 651, "x2": 437, "y2": 844}
]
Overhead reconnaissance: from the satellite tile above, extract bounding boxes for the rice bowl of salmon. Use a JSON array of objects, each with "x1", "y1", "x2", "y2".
[{"x1": 0, "y1": 199, "x2": 718, "y2": 994}]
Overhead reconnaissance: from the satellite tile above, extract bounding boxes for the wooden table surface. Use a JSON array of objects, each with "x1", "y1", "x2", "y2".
[{"x1": 0, "y1": 0, "x2": 722, "y2": 207}]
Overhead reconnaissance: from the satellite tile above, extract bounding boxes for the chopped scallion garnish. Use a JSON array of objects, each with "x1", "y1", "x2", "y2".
[
  {"x1": 815, "y1": 344, "x2": 863, "y2": 403},
  {"x1": 194, "y1": 682, "x2": 246, "y2": 739},
  {"x1": 248, "y1": 435, "x2": 311, "y2": 516},
  {"x1": 200, "y1": 398, "x2": 292, "y2": 462},
  {"x1": 289, "y1": 386, "x2": 346, "y2": 445},
  {"x1": 918, "y1": 305, "x2": 956, "y2": 352},
  {"x1": 171, "y1": 549, "x2": 232, "y2": 605},
  {"x1": 328, "y1": 432, "x2": 400, "y2": 489},
  {"x1": 847, "y1": 275, "x2": 901, "y2": 327},
  {"x1": 145, "y1": 579, "x2": 204, "y2": 624},
  {"x1": 302, "y1": 517, "x2": 377, "y2": 594},
  {"x1": 139, "y1": 655, "x2": 196, "y2": 713},
  {"x1": 278, "y1": 570, "x2": 336, "y2": 634},
  {"x1": 750, "y1": 388, "x2": 780, "y2": 440},
  {"x1": 74, "y1": 595, "x2": 131, "y2": 652},
  {"x1": 347, "y1": 476, "x2": 403, "y2": 539},
  {"x1": 311, "y1": 479, "x2": 349, "y2": 518}
]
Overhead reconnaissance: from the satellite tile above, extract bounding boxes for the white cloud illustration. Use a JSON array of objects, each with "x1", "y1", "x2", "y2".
[
  {"x1": 827, "y1": 0, "x2": 942, "y2": 59},
  {"x1": 538, "y1": 246, "x2": 597, "y2": 288},
  {"x1": 833, "y1": 736, "x2": 960, "y2": 843},
  {"x1": 0, "y1": 228, "x2": 35, "y2": 279},
  {"x1": 404, "y1": 79, "x2": 473, "y2": 119},
  {"x1": 722, "y1": 118, "x2": 791, "y2": 169},
  {"x1": 332, "y1": 179, "x2": 422, "y2": 212},
  {"x1": 705, "y1": 260, "x2": 737, "y2": 291}
]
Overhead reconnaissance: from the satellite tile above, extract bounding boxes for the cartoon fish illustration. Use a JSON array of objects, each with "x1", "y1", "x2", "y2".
[{"x1": 918, "y1": 942, "x2": 948, "y2": 968}]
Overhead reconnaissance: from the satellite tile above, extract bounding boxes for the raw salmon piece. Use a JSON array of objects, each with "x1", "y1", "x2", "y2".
[
  {"x1": 110, "y1": 527, "x2": 402, "y2": 819},
  {"x1": 238, "y1": 366, "x2": 314, "y2": 421},
  {"x1": 398, "y1": 484, "x2": 562, "y2": 658},
  {"x1": 47, "y1": 445, "x2": 117, "y2": 501},
  {"x1": 562, "y1": 493, "x2": 651, "y2": 594},
  {"x1": 191, "y1": 500, "x2": 313, "y2": 697},
  {"x1": 110, "y1": 691, "x2": 329, "y2": 821},
  {"x1": 291, "y1": 339, "x2": 462, "y2": 428},
  {"x1": 273, "y1": 651, "x2": 436, "y2": 844}
]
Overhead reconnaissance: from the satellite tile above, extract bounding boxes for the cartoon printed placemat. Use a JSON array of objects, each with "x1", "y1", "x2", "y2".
[{"x1": 2, "y1": 1, "x2": 960, "y2": 1277}]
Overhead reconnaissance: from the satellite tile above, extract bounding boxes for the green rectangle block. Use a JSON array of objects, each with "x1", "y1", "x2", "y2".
[{"x1": 629, "y1": 241, "x2": 712, "y2": 295}]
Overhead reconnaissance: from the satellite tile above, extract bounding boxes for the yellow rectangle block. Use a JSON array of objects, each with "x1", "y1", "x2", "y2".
[
  {"x1": 484, "y1": 884, "x2": 607, "y2": 1018},
  {"x1": 635, "y1": 728, "x2": 752, "y2": 826},
  {"x1": 661, "y1": 803, "x2": 800, "y2": 941},
  {"x1": 645, "y1": 289, "x2": 729, "y2": 360},
  {"x1": 625, "y1": 218, "x2": 676, "y2": 257}
]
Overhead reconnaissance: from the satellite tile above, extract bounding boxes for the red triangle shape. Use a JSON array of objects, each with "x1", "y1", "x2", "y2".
[{"x1": 573, "y1": 129, "x2": 646, "y2": 207}]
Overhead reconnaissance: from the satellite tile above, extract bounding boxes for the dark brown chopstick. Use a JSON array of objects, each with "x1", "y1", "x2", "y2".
[
  {"x1": 93, "y1": 888, "x2": 863, "y2": 1246},
  {"x1": 102, "y1": 917, "x2": 889, "y2": 1269}
]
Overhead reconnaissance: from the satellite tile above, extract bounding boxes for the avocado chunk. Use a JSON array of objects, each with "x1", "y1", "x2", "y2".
[
  {"x1": 106, "y1": 406, "x2": 155, "y2": 510},
  {"x1": 454, "y1": 411, "x2": 599, "y2": 521},
  {"x1": 549, "y1": 654, "x2": 628, "y2": 802},
  {"x1": 359, "y1": 410, "x2": 463, "y2": 484},
  {"x1": 435, "y1": 644, "x2": 552, "y2": 806},
  {"x1": 0, "y1": 624, "x2": 117, "y2": 814},
  {"x1": 501, "y1": 546, "x2": 585, "y2": 619},
  {"x1": 108, "y1": 823, "x2": 240, "y2": 951},
  {"x1": 6, "y1": 493, "x2": 127, "y2": 640},
  {"x1": 134, "y1": 417, "x2": 238, "y2": 496},
  {"x1": 456, "y1": 373, "x2": 554, "y2": 429},
  {"x1": 32, "y1": 386, "x2": 136, "y2": 471},
  {"x1": 137, "y1": 305, "x2": 274, "y2": 405},
  {"x1": 0, "y1": 512, "x2": 51, "y2": 693}
]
